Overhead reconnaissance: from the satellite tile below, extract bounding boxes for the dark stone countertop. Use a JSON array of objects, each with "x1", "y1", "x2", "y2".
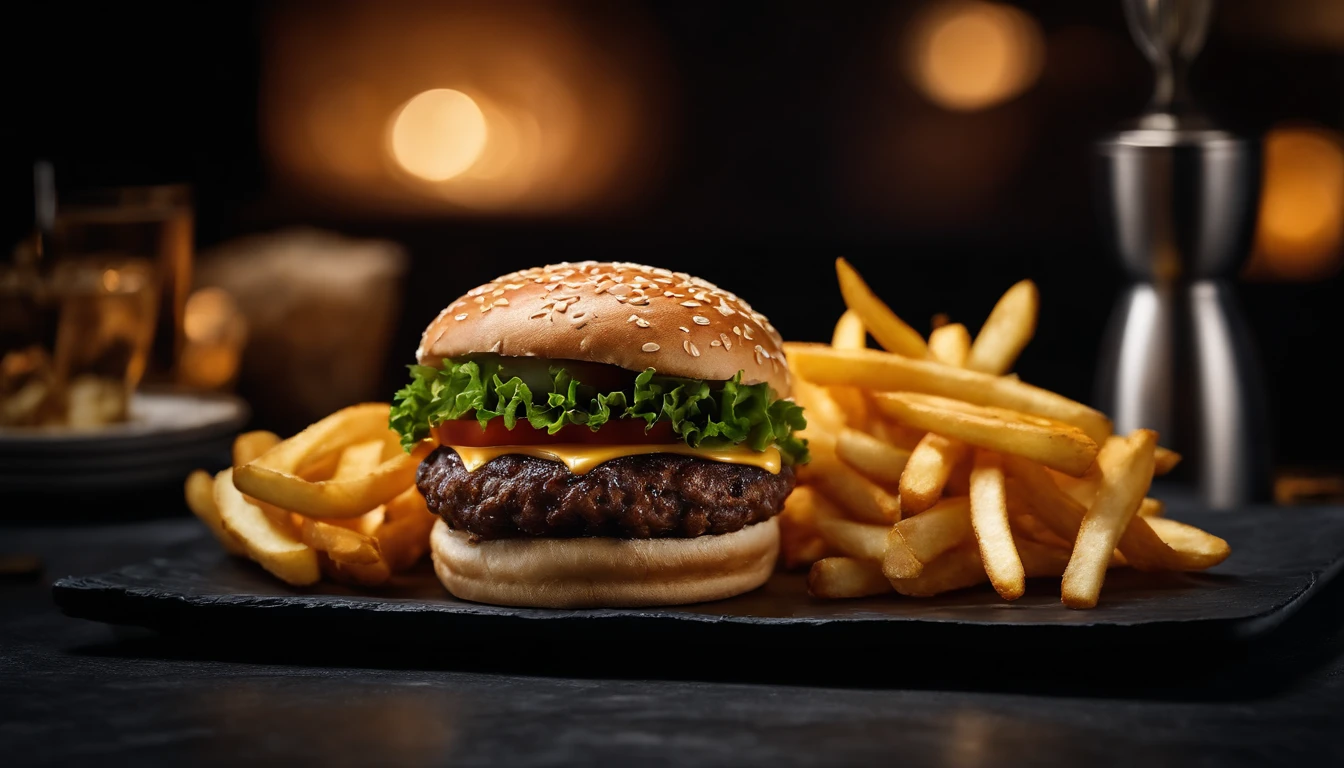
[{"x1": 4, "y1": 517, "x2": 1344, "y2": 767}]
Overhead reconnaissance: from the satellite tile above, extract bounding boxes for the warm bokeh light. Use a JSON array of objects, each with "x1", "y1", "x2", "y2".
[
  {"x1": 1248, "y1": 126, "x2": 1344, "y2": 281},
  {"x1": 905, "y1": 0, "x2": 1044, "y2": 112},
  {"x1": 262, "y1": 3, "x2": 667, "y2": 214},
  {"x1": 388, "y1": 89, "x2": 488, "y2": 181}
]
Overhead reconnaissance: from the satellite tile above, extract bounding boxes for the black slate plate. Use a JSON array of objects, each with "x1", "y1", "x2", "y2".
[{"x1": 53, "y1": 506, "x2": 1344, "y2": 654}]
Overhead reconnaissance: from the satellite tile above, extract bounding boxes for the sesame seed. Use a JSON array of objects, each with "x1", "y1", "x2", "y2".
[
  {"x1": 492, "y1": 289, "x2": 505, "y2": 297},
  {"x1": 715, "y1": 300, "x2": 735, "y2": 316},
  {"x1": 711, "y1": 339, "x2": 722, "y2": 347},
  {"x1": 694, "y1": 291, "x2": 709, "y2": 302},
  {"x1": 720, "y1": 332, "x2": 732, "y2": 350},
  {"x1": 684, "y1": 340, "x2": 700, "y2": 357},
  {"x1": 627, "y1": 314, "x2": 639, "y2": 323},
  {"x1": 454, "y1": 313, "x2": 468, "y2": 321},
  {"x1": 755, "y1": 344, "x2": 770, "y2": 359},
  {"x1": 680, "y1": 300, "x2": 702, "y2": 308},
  {"x1": 679, "y1": 326, "x2": 690, "y2": 333},
  {"x1": 733, "y1": 326, "x2": 742, "y2": 336},
  {"x1": 692, "y1": 316, "x2": 711, "y2": 326},
  {"x1": 529, "y1": 310, "x2": 548, "y2": 320},
  {"x1": 636, "y1": 318, "x2": 650, "y2": 328},
  {"x1": 475, "y1": 296, "x2": 486, "y2": 303},
  {"x1": 742, "y1": 326, "x2": 754, "y2": 340},
  {"x1": 665, "y1": 292, "x2": 685, "y2": 298},
  {"x1": 642, "y1": 342, "x2": 660, "y2": 352},
  {"x1": 494, "y1": 298, "x2": 509, "y2": 306}
]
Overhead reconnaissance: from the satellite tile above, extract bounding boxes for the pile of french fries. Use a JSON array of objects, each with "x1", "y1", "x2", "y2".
[
  {"x1": 184, "y1": 403, "x2": 437, "y2": 587},
  {"x1": 783, "y1": 259, "x2": 1230, "y2": 608}
]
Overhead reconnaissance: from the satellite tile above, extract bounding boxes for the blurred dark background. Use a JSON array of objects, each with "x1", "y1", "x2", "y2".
[{"x1": 6, "y1": 0, "x2": 1343, "y2": 472}]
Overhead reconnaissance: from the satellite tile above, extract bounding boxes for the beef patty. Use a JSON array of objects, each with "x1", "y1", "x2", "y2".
[{"x1": 416, "y1": 447, "x2": 796, "y2": 540}]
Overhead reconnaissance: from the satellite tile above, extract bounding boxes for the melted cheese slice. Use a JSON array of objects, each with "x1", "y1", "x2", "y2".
[{"x1": 449, "y1": 443, "x2": 782, "y2": 475}]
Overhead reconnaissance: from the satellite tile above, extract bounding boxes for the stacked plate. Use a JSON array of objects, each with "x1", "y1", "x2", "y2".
[{"x1": 0, "y1": 390, "x2": 249, "y2": 496}]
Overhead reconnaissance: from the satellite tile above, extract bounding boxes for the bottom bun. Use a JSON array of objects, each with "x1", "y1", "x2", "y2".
[{"x1": 430, "y1": 517, "x2": 779, "y2": 608}]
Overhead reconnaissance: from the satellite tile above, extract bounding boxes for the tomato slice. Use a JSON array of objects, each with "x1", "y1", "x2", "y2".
[{"x1": 433, "y1": 418, "x2": 678, "y2": 447}]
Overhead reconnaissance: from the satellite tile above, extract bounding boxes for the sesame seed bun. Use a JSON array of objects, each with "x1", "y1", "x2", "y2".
[
  {"x1": 430, "y1": 517, "x2": 780, "y2": 608},
  {"x1": 416, "y1": 261, "x2": 791, "y2": 396}
]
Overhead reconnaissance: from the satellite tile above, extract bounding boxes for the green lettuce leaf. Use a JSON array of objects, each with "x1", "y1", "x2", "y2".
[{"x1": 390, "y1": 359, "x2": 809, "y2": 465}]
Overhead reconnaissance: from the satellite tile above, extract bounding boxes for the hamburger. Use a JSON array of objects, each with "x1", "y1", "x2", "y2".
[{"x1": 390, "y1": 261, "x2": 808, "y2": 608}]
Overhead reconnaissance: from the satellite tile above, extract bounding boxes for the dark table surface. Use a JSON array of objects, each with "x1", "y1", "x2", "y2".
[{"x1": 5, "y1": 515, "x2": 1344, "y2": 767}]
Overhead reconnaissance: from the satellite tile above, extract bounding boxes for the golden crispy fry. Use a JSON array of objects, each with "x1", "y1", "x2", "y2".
[
  {"x1": 782, "y1": 535, "x2": 832, "y2": 571},
  {"x1": 1015, "y1": 535, "x2": 1072, "y2": 578},
  {"x1": 944, "y1": 453, "x2": 973, "y2": 496},
  {"x1": 1004, "y1": 457, "x2": 1086, "y2": 542},
  {"x1": 882, "y1": 496, "x2": 971, "y2": 579},
  {"x1": 1047, "y1": 466, "x2": 1099, "y2": 507},
  {"x1": 828, "y1": 387, "x2": 872, "y2": 430},
  {"x1": 1138, "y1": 498, "x2": 1165, "y2": 517},
  {"x1": 214, "y1": 468, "x2": 320, "y2": 586},
  {"x1": 232, "y1": 403, "x2": 427, "y2": 519},
  {"x1": 1154, "y1": 446, "x2": 1182, "y2": 476},
  {"x1": 889, "y1": 543, "x2": 987, "y2": 597},
  {"x1": 1010, "y1": 510, "x2": 1074, "y2": 550},
  {"x1": 320, "y1": 553, "x2": 393, "y2": 587},
  {"x1": 966, "y1": 279, "x2": 1038, "y2": 375},
  {"x1": 333, "y1": 439, "x2": 386, "y2": 479},
  {"x1": 299, "y1": 517, "x2": 382, "y2": 565},
  {"x1": 969, "y1": 449, "x2": 1024, "y2": 600},
  {"x1": 870, "y1": 418, "x2": 926, "y2": 451},
  {"x1": 184, "y1": 470, "x2": 247, "y2": 556},
  {"x1": 831, "y1": 309, "x2": 867, "y2": 350},
  {"x1": 1062, "y1": 429, "x2": 1157, "y2": 608},
  {"x1": 801, "y1": 447, "x2": 902, "y2": 524},
  {"x1": 792, "y1": 378, "x2": 848, "y2": 435},
  {"x1": 927, "y1": 322, "x2": 971, "y2": 367},
  {"x1": 233, "y1": 431, "x2": 282, "y2": 467},
  {"x1": 835, "y1": 258, "x2": 928, "y2": 358},
  {"x1": 808, "y1": 557, "x2": 893, "y2": 599},
  {"x1": 879, "y1": 393, "x2": 1099, "y2": 477},
  {"x1": 836, "y1": 427, "x2": 910, "y2": 486},
  {"x1": 784, "y1": 343, "x2": 1112, "y2": 443},
  {"x1": 375, "y1": 486, "x2": 439, "y2": 572},
  {"x1": 900, "y1": 433, "x2": 969, "y2": 515},
  {"x1": 1145, "y1": 517, "x2": 1232, "y2": 570},
  {"x1": 813, "y1": 504, "x2": 890, "y2": 562}
]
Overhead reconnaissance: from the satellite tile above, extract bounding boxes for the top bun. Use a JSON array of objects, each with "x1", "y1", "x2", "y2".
[{"x1": 417, "y1": 262, "x2": 791, "y2": 396}]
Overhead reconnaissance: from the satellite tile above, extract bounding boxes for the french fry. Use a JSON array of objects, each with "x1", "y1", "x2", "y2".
[
  {"x1": 944, "y1": 454, "x2": 973, "y2": 497},
  {"x1": 214, "y1": 468, "x2": 320, "y2": 586},
  {"x1": 782, "y1": 535, "x2": 832, "y2": 571},
  {"x1": 828, "y1": 387, "x2": 872, "y2": 429},
  {"x1": 927, "y1": 322, "x2": 971, "y2": 367},
  {"x1": 808, "y1": 557, "x2": 893, "y2": 599},
  {"x1": 792, "y1": 378, "x2": 848, "y2": 435},
  {"x1": 1138, "y1": 497, "x2": 1165, "y2": 517},
  {"x1": 882, "y1": 496, "x2": 971, "y2": 579},
  {"x1": 375, "y1": 486, "x2": 438, "y2": 571},
  {"x1": 233, "y1": 431, "x2": 282, "y2": 467},
  {"x1": 900, "y1": 433, "x2": 970, "y2": 515},
  {"x1": 1154, "y1": 446, "x2": 1182, "y2": 476},
  {"x1": 333, "y1": 439, "x2": 386, "y2": 479},
  {"x1": 1145, "y1": 517, "x2": 1232, "y2": 570},
  {"x1": 969, "y1": 449, "x2": 1024, "y2": 600},
  {"x1": 831, "y1": 309, "x2": 867, "y2": 350},
  {"x1": 835, "y1": 258, "x2": 928, "y2": 358},
  {"x1": 320, "y1": 553, "x2": 393, "y2": 587},
  {"x1": 870, "y1": 418, "x2": 926, "y2": 451},
  {"x1": 835, "y1": 427, "x2": 910, "y2": 486},
  {"x1": 966, "y1": 279, "x2": 1038, "y2": 375},
  {"x1": 784, "y1": 343, "x2": 1112, "y2": 443},
  {"x1": 1015, "y1": 535, "x2": 1072, "y2": 578},
  {"x1": 233, "y1": 403, "x2": 427, "y2": 519},
  {"x1": 184, "y1": 470, "x2": 247, "y2": 556},
  {"x1": 299, "y1": 517, "x2": 382, "y2": 565},
  {"x1": 879, "y1": 393, "x2": 1098, "y2": 477},
  {"x1": 813, "y1": 505, "x2": 890, "y2": 562},
  {"x1": 889, "y1": 543, "x2": 987, "y2": 597},
  {"x1": 1061, "y1": 429, "x2": 1157, "y2": 608},
  {"x1": 802, "y1": 449, "x2": 902, "y2": 524},
  {"x1": 1009, "y1": 510, "x2": 1074, "y2": 551},
  {"x1": 1004, "y1": 458, "x2": 1086, "y2": 542}
]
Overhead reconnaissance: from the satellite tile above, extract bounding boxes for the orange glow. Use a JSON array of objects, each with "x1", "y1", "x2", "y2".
[
  {"x1": 261, "y1": 4, "x2": 666, "y2": 215},
  {"x1": 905, "y1": 1, "x2": 1044, "y2": 112},
  {"x1": 1249, "y1": 126, "x2": 1344, "y2": 281},
  {"x1": 389, "y1": 89, "x2": 488, "y2": 181}
]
